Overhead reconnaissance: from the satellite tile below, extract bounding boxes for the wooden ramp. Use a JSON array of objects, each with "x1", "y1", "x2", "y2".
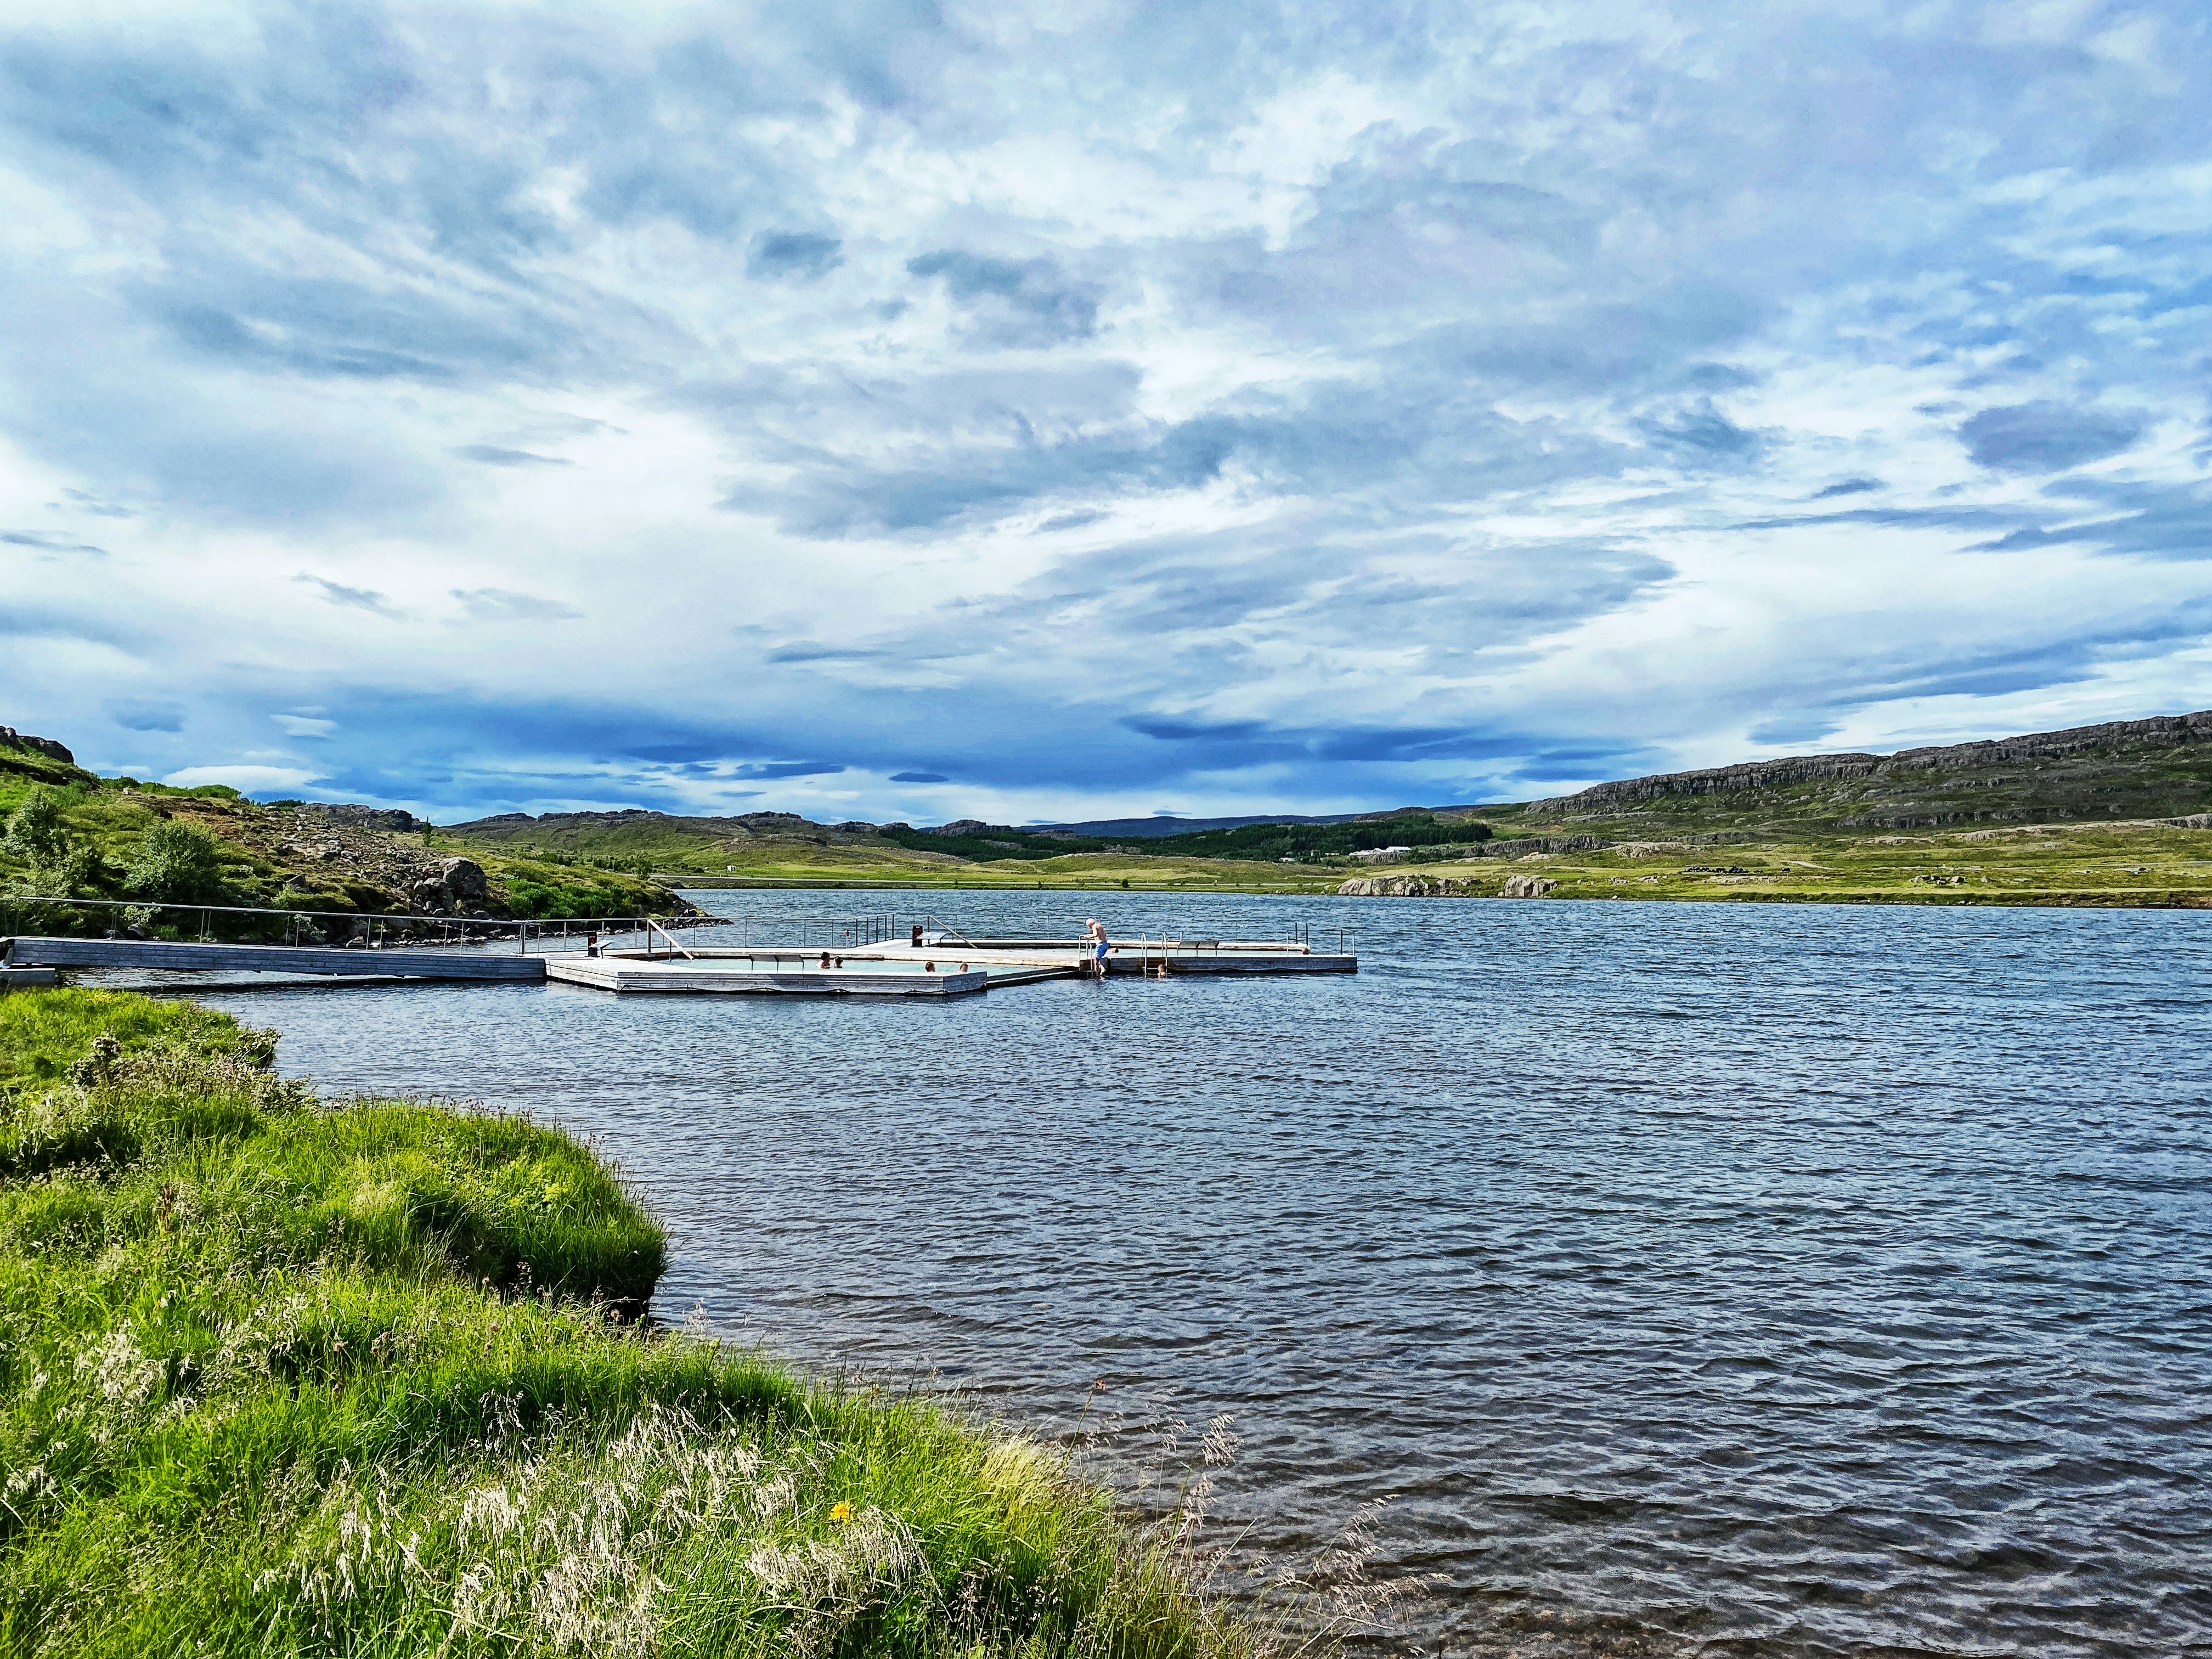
[
  {"x1": 545, "y1": 951, "x2": 987, "y2": 995},
  {"x1": 4, "y1": 936, "x2": 545, "y2": 981}
]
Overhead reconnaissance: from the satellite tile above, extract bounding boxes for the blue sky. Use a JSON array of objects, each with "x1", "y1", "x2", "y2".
[{"x1": 2, "y1": 1, "x2": 2208, "y2": 824}]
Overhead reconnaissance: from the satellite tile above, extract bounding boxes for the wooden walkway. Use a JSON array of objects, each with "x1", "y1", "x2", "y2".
[
  {"x1": 545, "y1": 951, "x2": 988, "y2": 996},
  {"x1": 3, "y1": 936, "x2": 546, "y2": 981}
]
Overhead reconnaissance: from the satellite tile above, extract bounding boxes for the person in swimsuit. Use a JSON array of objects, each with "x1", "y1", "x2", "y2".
[{"x1": 1085, "y1": 917, "x2": 1109, "y2": 978}]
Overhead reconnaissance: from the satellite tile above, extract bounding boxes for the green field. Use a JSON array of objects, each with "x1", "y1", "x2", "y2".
[
  {"x1": 0, "y1": 988, "x2": 1276, "y2": 1657},
  {"x1": 1351, "y1": 820, "x2": 2212, "y2": 907}
]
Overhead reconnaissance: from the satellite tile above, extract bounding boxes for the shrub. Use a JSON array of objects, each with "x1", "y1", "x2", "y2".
[
  {"x1": 124, "y1": 819, "x2": 225, "y2": 905},
  {"x1": 3, "y1": 788, "x2": 67, "y2": 865}
]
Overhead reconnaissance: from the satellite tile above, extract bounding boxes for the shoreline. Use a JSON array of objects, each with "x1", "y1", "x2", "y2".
[{"x1": 0, "y1": 987, "x2": 1277, "y2": 1657}]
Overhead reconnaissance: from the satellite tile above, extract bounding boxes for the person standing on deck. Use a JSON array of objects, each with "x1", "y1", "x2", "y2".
[{"x1": 1084, "y1": 917, "x2": 1109, "y2": 979}]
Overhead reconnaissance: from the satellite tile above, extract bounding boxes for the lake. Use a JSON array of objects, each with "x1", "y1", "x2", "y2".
[{"x1": 197, "y1": 890, "x2": 2212, "y2": 1657}]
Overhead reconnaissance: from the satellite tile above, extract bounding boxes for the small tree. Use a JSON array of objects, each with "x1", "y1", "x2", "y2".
[
  {"x1": 126, "y1": 820, "x2": 227, "y2": 906},
  {"x1": 3, "y1": 788, "x2": 68, "y2": 865}
]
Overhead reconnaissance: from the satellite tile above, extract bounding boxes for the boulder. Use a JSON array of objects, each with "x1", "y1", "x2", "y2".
[
  {"x1": 439, "y1": 857, "x2": 489, "y2": 901},
  {"x1": 1500, "y1": 874, "x2": 1558, "y2": 898}
]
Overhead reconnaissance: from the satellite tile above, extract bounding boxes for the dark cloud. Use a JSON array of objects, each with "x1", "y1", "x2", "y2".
[
  {"x1": 748, "y1": 231, "x2": 843, "y2": 281},
  {"x1": 1635, "y1": 399, "x2": 1762, "y2": 461},
  {"x1": 1969, "y1": 481, "x2": 2212, "y2": 560},
  {"x1": 890, "y1": 771, "x2": 947, "y2": 782},
  {"x1": 60, "y1": 488, "x2": 136, "y2": 518},
  {"x1": 294, "y1": 573, "x2": 402, "y2": 617},
  {"x1": 1961, "y1": 402, "x2": 2145, "y2": 473},
  {"x1": 907, "y1": 250, "x2": 1100, "y2": 346},
  {"x1": 766, "y1": 642, "x2": 891, "y2": 663},
  {"x1": 2, "y1": 531, "x2": 106, "y2": 555},
  {"x1": 454, "y1": 445, "x2": 571, "y2": 467},
  {"x1": 1748, "y1": 714, "x2": 1844, "y2": 746},
  {"x1": 106, "y1": 701, "x2": 185, "y2": 732},
  {"x1": 731, "y1": 760, "x2": 845, "y2": 778},
  {"x1": 451, "y1": 588, "x2": 584, "y2": 620},
  {"x1": 1812, "y1": 477, "x2": 1882, "y2": 500}
]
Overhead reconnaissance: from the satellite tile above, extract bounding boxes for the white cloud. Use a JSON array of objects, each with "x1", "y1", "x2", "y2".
[
  {"x1": 162, "y1": 764, "x2": 322, "y2": 791},
  {"x1": 1, "y1": 0, "x2": 2205, "y2": 820}
]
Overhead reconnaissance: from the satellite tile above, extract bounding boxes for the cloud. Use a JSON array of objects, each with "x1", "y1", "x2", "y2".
[
  {"x1": 1635, "y1": 399, "x2": 1761, "y2": 461},
  {"x1": 60, "y1": 488, "x2": 136, "y2": 518},
  {"x1": 3, "y1": 1, "x2": 2209, "y2": 821},
  {"x1": 1748, "y1": 715, "x2": 1844, "y2": 746},
  {"x1": 454, "y1": 445, "x2": 571, "y2": 467},
  {"x1": 3, "y1": 531, "x2": 107, "y2": 555},
  {"x1": 272, "y1": 713, "x2": 337, "y2": 737},
  {"x1": 730, "y1": 760, "x2": 844, "y2": 779},
  {"x1": 1960, "y1": 403, "x2": 2145, "y2": 473},
  {"x1": 294, "y1": 574, "x2": 403, "y2": 617},
  {"x1": 747, "y1": 230, "x2": 842, "y2": 281},
  {"x1": 451, "y1": 588, "x2": 584, "y2": 621},
  {"x1": 108, "y1": 701, "x2": 185, "y2": 732},
  {"x1": 163, "y1": 764, "x2": 321, "y2": 792},
  {"x1": 907, "y1": 250, "x2": 1100, "y2": 346}
]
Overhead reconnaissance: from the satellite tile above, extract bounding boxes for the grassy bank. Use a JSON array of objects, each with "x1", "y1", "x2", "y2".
[
  {"x1": 0, "y1": 989, "x2": 1267, "y2": 1657},
  {"x1": 1362, "y1": 820, "x2": 2212, "y2": 906}
]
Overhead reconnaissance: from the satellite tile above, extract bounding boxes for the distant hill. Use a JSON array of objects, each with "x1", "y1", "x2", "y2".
[
  {"x1": 1029, "y1": 808, "x2": 1476, "y2": 838},
  {"x1": 1493, "y1": 709, "x2": 2212, "y2": 836},
  {"x1": 437, "y1": 709, "x2": 2212, "y2": 881}
]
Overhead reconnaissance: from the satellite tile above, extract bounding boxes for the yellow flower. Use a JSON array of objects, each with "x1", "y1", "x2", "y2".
[{"x1": 829, "y1": 1500, "x2": 854, "y2": 1523}]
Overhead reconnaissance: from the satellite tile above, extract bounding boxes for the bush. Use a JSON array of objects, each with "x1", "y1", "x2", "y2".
[
  {"x1": 123, "y1": 819, "x2": 225, "y2": 905},
  {"x1": 3, "y1": 789, "x2": 67, "y2": 865}
]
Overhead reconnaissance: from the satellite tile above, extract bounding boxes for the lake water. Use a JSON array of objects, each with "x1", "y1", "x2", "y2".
[{"x1": 195, "y1": 891, "x2": 2212, "y2": 1658}]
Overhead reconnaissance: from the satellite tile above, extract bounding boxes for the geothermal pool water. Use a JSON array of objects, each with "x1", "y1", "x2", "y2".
[{"x1": 197, "y1": 890, "x2": 2212, "y2": 1658}]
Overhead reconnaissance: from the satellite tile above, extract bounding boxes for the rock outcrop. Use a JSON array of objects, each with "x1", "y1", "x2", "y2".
[
  {"x1": 1336, "y1": 874, "x2": 1482, "y2": 896},
  {"x1": 1500, "y1": 874, "x2": 1559, "y2": 898},
  {"x1": 1457, "y1": 835, "x2": 1606, "y2": 857},
  {"x1": 0, "y1": 726, "x2": 75, "y2": 764},
  {"x1": 300, "y1": 803, "x2": 419, "y2": 833},
  {"x1": 1528, "y1": 709, "x2": 2212, "y2": 816}
]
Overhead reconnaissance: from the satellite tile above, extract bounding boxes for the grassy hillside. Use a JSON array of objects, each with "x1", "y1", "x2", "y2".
[
  {"x1": 440, "y1": 808, "x2": 1497, "y2": 893},
  {"x1": 0, "y1": 988, "x2": 1270, "y2": 1656},
  {"x1": 1347, "y1": 820, "x2": 2212, "y2": 907},
  {"x1": 0, "y1": 769, "x2": 689, "y2": 935},
  {"x1": 25, "y1": 708, "x2": 2212, "y2": 907},
  {"x1": 1474, "y1": 712, "x2": 2212, "y2": 840}
]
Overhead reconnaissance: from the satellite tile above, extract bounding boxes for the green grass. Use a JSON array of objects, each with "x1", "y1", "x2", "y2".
[
  {"x1": 1366, "y1": 821, "x2": 2212, "y2": 907},
  {"x1": 0, "y1": 781, "x2": 688, "y2": 934},
  {"x1": 0, "y1": 990, "x2": 1275, "y2": 1658}
]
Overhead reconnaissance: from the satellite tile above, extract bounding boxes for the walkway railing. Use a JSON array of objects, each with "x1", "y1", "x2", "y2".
[{"x1": 0, "y1": 895, "x2": 710, "y2": 956}]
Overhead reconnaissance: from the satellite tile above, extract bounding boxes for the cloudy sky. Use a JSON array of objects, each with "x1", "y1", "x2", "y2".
[{"x1": 2, "y1": 1, "x2": 2208, "y2": 825}]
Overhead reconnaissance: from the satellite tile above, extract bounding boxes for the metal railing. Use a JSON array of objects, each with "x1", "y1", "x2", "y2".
[{"x1": 0, "y1": 895, "x2": 712, "y2": 955}]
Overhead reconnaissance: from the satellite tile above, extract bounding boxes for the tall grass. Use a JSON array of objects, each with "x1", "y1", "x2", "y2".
[{"x1": 0, "y1": 989, "x2": 1283, "y2": 1658}]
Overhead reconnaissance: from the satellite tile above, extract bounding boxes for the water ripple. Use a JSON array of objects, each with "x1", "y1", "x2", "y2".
[{"x1": 201, "y1": 894, "x2": 2212, "y2": 1657}]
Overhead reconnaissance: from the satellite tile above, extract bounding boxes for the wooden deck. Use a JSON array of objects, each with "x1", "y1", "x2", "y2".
[
  {"x1": 3, "y1": 936, "x2": 546, "y2": 981},
  {"x1": 545, "y1": 950, "x2": 988, "y2": 995},
  {"x1": 854, "y1": 940, "x2": 1358, "y2": 975},
  {"x1": 2, "y1": 933, "x2": 1353, "y2": 997}
]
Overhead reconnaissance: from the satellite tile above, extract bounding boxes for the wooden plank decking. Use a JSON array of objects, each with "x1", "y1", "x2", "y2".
[
  {"x1": 544, "y1": 952, "x2": 988, "y2": 995},
  {"x1": 3, "y1": 936, "x2": 546, "y2": 981}
]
